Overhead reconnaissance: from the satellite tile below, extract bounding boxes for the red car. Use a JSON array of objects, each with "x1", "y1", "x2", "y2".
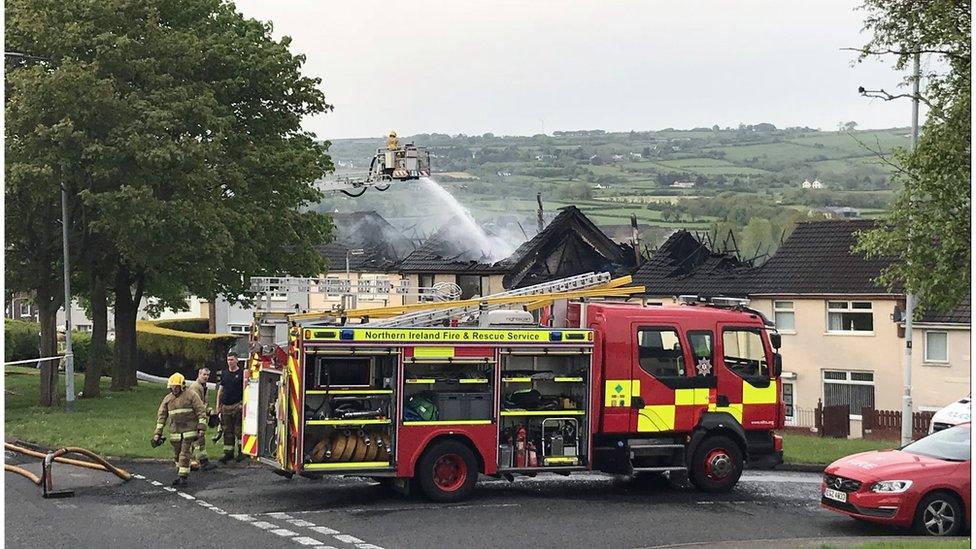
[{"x1": 821, "y1": 423, "x2": 971, "y2": 536}]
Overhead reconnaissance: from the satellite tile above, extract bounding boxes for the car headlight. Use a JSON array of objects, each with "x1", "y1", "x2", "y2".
[{"x1": 870, "y1": 480, "x2": 913, "y2": 493}]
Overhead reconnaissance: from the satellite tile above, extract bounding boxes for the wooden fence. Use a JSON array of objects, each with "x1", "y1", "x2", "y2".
[
  {"x1": 814, "y1": 399, "x2": 850, "y2": 438},
  {"x1": 861, "y1": 407, "x2": 935, "y2": 441}
]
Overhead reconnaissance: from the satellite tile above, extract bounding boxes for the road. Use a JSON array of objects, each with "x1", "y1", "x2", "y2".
[{"x1": 4, "y1": 456, "x2": 922, "y2": 549}]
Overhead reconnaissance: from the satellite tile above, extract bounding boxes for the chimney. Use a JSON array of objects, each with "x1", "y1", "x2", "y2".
[
  {"x1": 536, "y1": 192, "x2": 544, "y2": 233},
  {"x1": 631, "y1": 214, "x2": 641, "y2": 266}
]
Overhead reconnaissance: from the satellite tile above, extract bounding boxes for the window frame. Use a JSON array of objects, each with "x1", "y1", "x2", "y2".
[
  {"x1": 782, "y1": 381, "x2": 795, "y2": 425},
  {"x1": 923, "y1": 330, "x2": 949, "y2": 364},
  {"x1": 772, "y1": 300, "x2": 795, "y2": 333},
  {"x1": 455, "y1": 274, "x2": 485, "y2": 300},
  {"x1": 418, "y1": 274, "x2": 436, "y2": 301},
  {"x1": 719, "y1": 327, "x2": 770, "y2": 380},
  {"x1": 635, "y1": 326, "x2": 688, "y2": 379},
  {"x1": 825, "y1": 300, "x2": 874, "y2": 334},
  {"x1": 686, "y1": 330, "x2": 715, "y2": 377},
  {"x1": 821, "y1": 369, "x2": 875, "y2": 420},
  {"x1": 228, "y1": 324, "x2": 250, "y2": 334}
]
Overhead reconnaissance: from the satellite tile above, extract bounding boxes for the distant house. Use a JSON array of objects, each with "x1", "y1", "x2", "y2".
[
  {"x1": 5, "y1": 292, "x2": 39, "y2": 322},
  {"x1": 811, "y1": 206, "x2": 860, "y2": 219},
  {"x1": 629, "y1": 152, "x2": 643, "y2": 160},
  {"x1": 399, "y1": 206, "x2": 635, "y2": 303},
  {"x1": 670, "y1": 181, "x2": 696, "y2": 189},
  {"x1": 801, "y1": 179, "x2": 825, "y2": 189},
  {"x1": 611, "y1": 154, "x2": 625, "y2": 161}
]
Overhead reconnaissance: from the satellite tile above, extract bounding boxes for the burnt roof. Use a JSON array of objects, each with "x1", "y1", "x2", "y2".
[
  {"x1": 398, "y1": 217, "x2": 510, "y2": 274},
  {"x1": 917, "y1": 290, "x2": 971, "y2": 325},
  {"x1": 316, "y1": 211, "x2": 414, "y2": 273},
  {"x1": 752, "y1": 219, "x2": 899, "y2": 295},
  {"x1": 497, "y1": 206, "x2": 635, "y2": 288},
  {"x1": 632, "y1": 230, "x2": 756, "y2": 298}
]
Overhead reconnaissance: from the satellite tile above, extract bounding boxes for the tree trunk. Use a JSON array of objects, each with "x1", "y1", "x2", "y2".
[
  {"x1": 111, "y1": 266, "x2": 141, "y2": 390},
  {"x1": 82, "y1": 273, "x2": 108, "y2": 398},
  {"x1": 37, "y1": 299, "x2": 60, "y2": 407}
]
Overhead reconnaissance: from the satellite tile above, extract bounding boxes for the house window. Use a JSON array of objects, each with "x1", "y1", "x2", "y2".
[
  {"x1": 637, "y1": 328, "x2": 685, "y2": 378},
  {"x1": 924, "y1": 331, "x2": 949, "y2": 363},
  {"x1": 19, "y1": 301, "x2": 31, "y2": 317},
  {"x1": 456, "y1": 274, "x2": 485, "y2": 300},
  {"x1": 418, "y1": 274, "x2": 435, "y2": 301},
  {"x1": 822, "y1": 370, "x2": 874, "y2": 419},
  {"x1": 229, "y1": 324, "x2": 250, "y2": 334},
  {"x1": 721, "y1": 328, "x2": 768, "y2": 377},
  {"x1": 75, "y1": 324, "x2": 92, "y2": 333},
  {"x1": 782, "y1": 382, "x2": 795, "y2": 424},
  {"x1": 268, "y1": 291, "x2": 288, "y2": 302},
  {"x1": 827, "y1": 301, "x2": 873, "y2": 332},
  {"x1": 773, "y1": 301, "x2": 795, "y2": 332}
]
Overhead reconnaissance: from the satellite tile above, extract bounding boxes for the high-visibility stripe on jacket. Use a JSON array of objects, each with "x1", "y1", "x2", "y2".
[{"x1": 155, "y1": 389, "x2": 207, "y2": 436}]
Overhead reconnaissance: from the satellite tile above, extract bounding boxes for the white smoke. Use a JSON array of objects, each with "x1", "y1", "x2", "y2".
[{"x1": 418, "y1": 177, "x2": 517, "y2": 263}]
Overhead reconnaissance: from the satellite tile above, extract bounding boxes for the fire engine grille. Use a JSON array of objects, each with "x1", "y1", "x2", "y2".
[{"x1": 824, "y1": 474, "x2": 862, "y2": 493}]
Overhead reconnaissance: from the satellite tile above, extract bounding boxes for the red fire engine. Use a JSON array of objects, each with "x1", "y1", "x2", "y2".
[{"x1": 242, "y1": 295, "x2": 784, "y2": 502}]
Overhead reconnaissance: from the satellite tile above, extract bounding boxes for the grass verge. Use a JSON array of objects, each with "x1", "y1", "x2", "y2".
[
  {"x1": 5, "y1": 365, "x2": 223, "y2": 460},
  {"x1": 781, "y1": 433, "x2": 897, "y2": 467}
]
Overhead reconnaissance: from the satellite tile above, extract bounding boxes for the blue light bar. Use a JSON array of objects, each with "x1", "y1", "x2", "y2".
[{"x1": 340, "y1": 329, "x2": 355, "y2": 340}]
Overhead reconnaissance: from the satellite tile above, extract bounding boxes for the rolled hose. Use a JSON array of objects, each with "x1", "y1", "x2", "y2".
[{"x1": 4, "y1": 464, "x2": 41, "y2": 485}]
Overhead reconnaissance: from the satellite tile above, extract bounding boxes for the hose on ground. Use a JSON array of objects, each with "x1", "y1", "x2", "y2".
[
  {"x1": 6, "y1": 443, "x2": 111, "y2": 473},
  {"x1": 6, "y1": 443, "x2": 132, "y2": 481},
  {"x1": 4, "y1": 464, "x2": 41, "y2": 485}
]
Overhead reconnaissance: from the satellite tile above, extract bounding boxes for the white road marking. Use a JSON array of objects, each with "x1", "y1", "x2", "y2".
[
  {"x1": 334, "y1": 535, "x2": 363, "y2": 544},
  {"x1": 149, "y1": 481, "x2": 162, "y2": 486},
  {"x1": 355, "y1": 544, "x2": 385, "y2": 549},
  {"x1": 268, "y1": 512, "x2": 294, "y2": 519},
  {"x1": 288, "y1": 518, "x2": 316, "y2": 527},
  {"x1": 309, "y1": 526, "x2": 340, "y2": 535},
  {"x1": 162, "y1": 487, "x2": 176, "y2": 492},
  {"x1": 251, "y1": 521, "x2": 278, "y2": 530},
  {"x1": 313, "y1": 546, "x2": 339, "y2": 549},
  {"x1": 230, "y1": 514, "x2": 255, "y2": 521},
  {"x1": 177, "y1": 492, "x2": 195, "y2": 500},
  {"x1": 292, "y1": 537, "x2": 323, "y2": 546},
  {"x1": 211, "y1": 508, "x2": 228, "y2": 515},
  {"x1": 271, "y1": 529, "x2": 299, "y2": 537},
  {"x1": 132, "y1": 474, "x2": 145, "y2": 479},
  {"x1": 197, "y1": 500, "x2": 213, "y2": 507}
]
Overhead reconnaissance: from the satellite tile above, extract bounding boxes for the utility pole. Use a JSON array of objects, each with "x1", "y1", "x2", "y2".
[
  {"x1": 901, "y1": 52, "x2": 920, "y2": 446},
  {"x1": 61, "y1": 180, "x2": 76, "y2": 412}
]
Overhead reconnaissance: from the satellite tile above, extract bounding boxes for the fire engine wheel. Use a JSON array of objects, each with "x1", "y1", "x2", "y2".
[
  {"x1": 689, "y1": 435, "x2": 743, "y2": 493},
  {"x1": 417, "y1": 441, "x2": 478, "y2": 502}
]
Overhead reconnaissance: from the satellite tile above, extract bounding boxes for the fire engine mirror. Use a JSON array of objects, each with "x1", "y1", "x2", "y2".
[
  {"x1": 770, "y1": 333, "x2": 782, "y2": 350},
  {"x1": 774, "y1": 354, "x2": 782, "y2": 377}
]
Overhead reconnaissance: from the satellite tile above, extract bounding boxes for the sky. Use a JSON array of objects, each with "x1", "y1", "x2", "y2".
[{"x1": 232, "y1": 0, "x2": 919, "y2": 139}]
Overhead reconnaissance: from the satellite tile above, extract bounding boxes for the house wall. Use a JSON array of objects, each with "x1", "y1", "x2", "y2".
[
  {"x1": 402, "y1": 273, "x2": 505, "y2": 304},
  {"x1": 56, "y1": 296, "x2": 210, "y2": 336},
  {"x1": 750, "y1": 297, "x2": 969, "y2": 428},
  {"x1": 911, "y1": 324, "x2": 971, "y2": 409},
  {"x1": 306, "y1": 272, "x2": 405, "y2": 311}
]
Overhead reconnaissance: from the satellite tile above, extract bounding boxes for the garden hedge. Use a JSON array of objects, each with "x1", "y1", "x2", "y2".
[
  {"x1": 3, "y1": 319, "x2": 113, "y2": 373},
  {"x1": 136, "y1": 319, "x2": 239, "y2": 378}
]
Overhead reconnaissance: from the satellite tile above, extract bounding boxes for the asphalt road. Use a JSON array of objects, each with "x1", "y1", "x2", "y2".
[{"x1": 3, "y1": 455, "x2": 935, "y2": 549}]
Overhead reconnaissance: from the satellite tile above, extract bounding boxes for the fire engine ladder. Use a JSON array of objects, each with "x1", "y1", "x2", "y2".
[{"x1": 362, "y1": 272, "x2": 618, "y2": 327}]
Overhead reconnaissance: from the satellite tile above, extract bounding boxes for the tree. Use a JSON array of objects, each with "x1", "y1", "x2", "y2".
[
  {"x1": 853, "y1": 0, "x2": 970, "y2": 314},
  {"x1": 7, "y1": 0, "x2": 334, "y2": 390}
]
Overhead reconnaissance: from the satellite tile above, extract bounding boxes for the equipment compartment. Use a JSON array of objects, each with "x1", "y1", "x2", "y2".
[
  {"x1": 402, "y1": 354, "x2": 495, "y2": 423},
  {"x1": 497, "y1": 348, "x2": 591, "y2": 470}
]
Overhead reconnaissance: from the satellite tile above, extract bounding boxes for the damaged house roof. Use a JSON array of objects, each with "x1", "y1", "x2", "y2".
[
  {"x1": 632, "y1": 230, "x2": 757, "y2": 298},
  {"x1": 399, "y1": 206, "x2": 636, "y2": 288},
  {"x1": 316, "y1": 211, "x2": 415, "y2": 273},
  {"x1": 496, "y1": 206, "x2": 636, "y2": 288}
]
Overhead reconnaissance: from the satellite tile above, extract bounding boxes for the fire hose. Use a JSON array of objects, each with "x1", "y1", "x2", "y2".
[{"x1": 5, "y1": 443, "x2": 131, "y2": 498}]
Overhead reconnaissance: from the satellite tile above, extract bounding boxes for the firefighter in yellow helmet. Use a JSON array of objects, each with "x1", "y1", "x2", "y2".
[
  {"x1": 386, "y1": 130, "x2": 399, "y2": 151},
  {"x1": 152, "y1": 372, "x2": 207, "y2": 486}
]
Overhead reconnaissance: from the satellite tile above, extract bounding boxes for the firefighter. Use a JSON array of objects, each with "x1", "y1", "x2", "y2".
[
  {"x1": 152, "y1": 373, "x2": 207, "y2": 486},
  {"x1": 186, "y1": 367, "x2": 213, "y2": 470},
  {"x1": 216, "y1": 351, "x2": 245, "y2": 464},
  {"x1": 386, "y1": 130, "x2": 399, "y2": 151}
]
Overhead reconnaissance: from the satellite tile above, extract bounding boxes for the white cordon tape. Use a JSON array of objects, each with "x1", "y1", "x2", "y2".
[{"x1": 4, "y1": 355, "x2": 70, "y2": 366}]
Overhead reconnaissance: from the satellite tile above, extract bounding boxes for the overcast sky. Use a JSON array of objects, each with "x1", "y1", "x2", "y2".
[{"x1": 233, "y1": 0, "x2": 917, "y2": 139}]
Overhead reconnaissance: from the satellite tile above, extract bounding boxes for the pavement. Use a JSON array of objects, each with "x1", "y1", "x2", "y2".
[{"x1": 3, "y1": 452, "x2": 964, "y2": 549}]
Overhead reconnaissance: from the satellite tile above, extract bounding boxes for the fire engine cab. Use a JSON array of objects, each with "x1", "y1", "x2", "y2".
[{"x1": 242, "y1": 280, "x2": 784, "y2": 502}]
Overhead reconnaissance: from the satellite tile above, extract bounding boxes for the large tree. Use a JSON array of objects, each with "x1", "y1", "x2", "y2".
[
  {"x1": 7, "y1": 0, "x2": 334, "y2": 391},
  {"x1": 853, "y1": 0, "x2": 971, "y2": 314}
]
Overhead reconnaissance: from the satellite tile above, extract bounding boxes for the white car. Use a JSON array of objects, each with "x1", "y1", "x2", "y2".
[{"x1": 929, "y1": 395, "x2": 971, "y2": 434}]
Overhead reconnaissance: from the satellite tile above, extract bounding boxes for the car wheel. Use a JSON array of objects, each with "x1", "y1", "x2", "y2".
[
  {"x1": 416, "y1": 440, "x2": 479, "y2": 502},
  {"x1": 689, "y1": 435, "x2": 743, "y2": 493},
  {"x1": 915, "y1": 491, "x2": 964, "y2": 536}
]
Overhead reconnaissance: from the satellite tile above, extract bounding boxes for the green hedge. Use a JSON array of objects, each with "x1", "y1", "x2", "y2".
[
  {"x1": 149, "y1": 318, "x2": 210, "y2": 333},
  {"x1": 3, "y1": 319, "x2": 113, "y2": 373},
  {"x1": 136, "y1": 319, "x2": 239, "y2": 378}
]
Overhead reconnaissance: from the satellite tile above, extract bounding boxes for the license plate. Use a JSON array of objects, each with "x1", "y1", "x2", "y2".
[{"x1": 824, "y1": 488, "x2": 847, "y2": 503}]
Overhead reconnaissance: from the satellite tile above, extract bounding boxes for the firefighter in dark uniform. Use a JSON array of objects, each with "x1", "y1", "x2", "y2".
[
  {"x1": 217, "y1": 351, "x2": 245, "y2": 463},
  {"x1": 186, "y1": 367, "x2": 212, "y2": 469},
  {"x1": 153, "y1": 373, "x2": 207, "y2": 485}
]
